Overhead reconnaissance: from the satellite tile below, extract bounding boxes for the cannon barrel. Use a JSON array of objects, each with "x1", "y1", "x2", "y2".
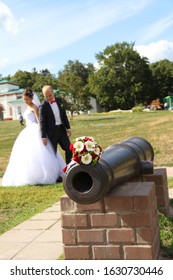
[{"x1": 63, "y1": 137, "x2": 154, "y2": 204}]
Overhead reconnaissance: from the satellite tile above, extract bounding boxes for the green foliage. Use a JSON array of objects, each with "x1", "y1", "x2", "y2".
[
  {"x1": 57, "y1": 60, "x2": 94, "y2": 115},
  {"x1": 9, "y1": 68, "x2": 58, "y2": 94},
  {"x1": 150, "y1": 59, "x2": 173, "y2": 101},
  {"x1": 88, "y1": 42, "x2": 153, "y2": 110},
  {"x1": 131, "y1": 104, "x2": 144, "y2": 112},
  {"x1": 159, "y1": 210, "x2": 173, "y2": 259}
]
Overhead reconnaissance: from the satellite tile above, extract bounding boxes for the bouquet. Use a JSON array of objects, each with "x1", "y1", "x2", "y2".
[{"x1": 70, "y1": 136, "x2": 103, "y2": 165}]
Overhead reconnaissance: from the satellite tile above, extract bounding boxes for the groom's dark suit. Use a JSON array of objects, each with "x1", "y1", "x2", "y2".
[{"x1": 39, "y1": 97, "x2": 72, "y2": 164}]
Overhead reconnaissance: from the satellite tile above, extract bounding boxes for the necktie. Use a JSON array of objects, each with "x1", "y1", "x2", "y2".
[{"x1": 50, "y1": 100, "x2": 56, "y2": 104}]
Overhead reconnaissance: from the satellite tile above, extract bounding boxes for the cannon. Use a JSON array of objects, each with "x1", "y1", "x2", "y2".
[{"x1": 63, "y1": 137, "x2": 154, "y2": 204}]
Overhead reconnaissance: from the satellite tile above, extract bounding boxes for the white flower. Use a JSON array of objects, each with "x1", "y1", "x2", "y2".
[
  {"x1": 85, "y1": 140, "x2": 95, "y2": 151},
  {"x1": 74, "y1": 141, "x2": 84, "y2": 152},
  {"x1": 94, "y1": 146, "x2": 101, "y2": 155},
  {"x1": 81, "y1": 153, "x2": 92, "y2": 164},
  {"x1": 75, "y1": 136, "x2": 85, "y2": 141}
]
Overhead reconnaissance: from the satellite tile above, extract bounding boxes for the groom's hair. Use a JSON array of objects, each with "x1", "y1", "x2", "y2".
[{"x1": 42, "y1": 85, "x2": 53, "y2": 95}]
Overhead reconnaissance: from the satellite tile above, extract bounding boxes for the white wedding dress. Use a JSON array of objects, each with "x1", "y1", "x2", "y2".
[{"x1": 2, "y1": 109, "x2": 66, "y2": 186}]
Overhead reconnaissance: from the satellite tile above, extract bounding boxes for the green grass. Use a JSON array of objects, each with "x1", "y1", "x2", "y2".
[
  {"x1": 1, "y1": 110, "x2": 173, "y2": 258},
  {"x1": 1, "y1": 110, "x2": 173, "y2": 174},
  {"x1": 0, "y1": 184, "x2": 64, "y2": 235},
  {"x1": 159, "y1": 206, "x2": 173, "y2": 259}
]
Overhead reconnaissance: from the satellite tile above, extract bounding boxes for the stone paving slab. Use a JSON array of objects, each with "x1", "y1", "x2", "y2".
[
  {"x1": 0, "y1": 201, "x2": 62, "y2": 260},
  {"x1": 29, "y1": 211, "x2": 61, "y2": 220},
  {"x1": 12, "y1": 242, "x2": 63, "y2": 260},
  {"x1": 0, "y1": 229, "x2": 44, "y2": 242},
  {"x1": 0, "y1": 243, "x2": 27, "y2": 260},
  {"x1": 12, "y1": 219, "x2": 57, "y2": 230},
  {"x1": 33, "y1": 229, "x2": 62, "y2": 242}
]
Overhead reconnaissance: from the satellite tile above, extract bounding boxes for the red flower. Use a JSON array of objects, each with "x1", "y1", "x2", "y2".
[
  {"x1": 72, "y1": 154, "x2": 81, "y2": 163},
  {"x1": 62, "y1": 165, "x2": 67, "y2": 172},
  {"x1": 68, "y1": 136, "x2": 103, "y2": 166}
]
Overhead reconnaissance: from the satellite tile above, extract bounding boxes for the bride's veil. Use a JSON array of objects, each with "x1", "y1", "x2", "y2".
[{"x1": 33, "y1": 92, "x2": 41, "y2": 107}]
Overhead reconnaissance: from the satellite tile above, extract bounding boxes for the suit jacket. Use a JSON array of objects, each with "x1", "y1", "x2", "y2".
[{"x1": 39, "y1": 97, "x2": 71, "y2": 139}]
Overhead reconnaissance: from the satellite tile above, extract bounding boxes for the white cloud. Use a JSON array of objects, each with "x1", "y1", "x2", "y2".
[
  {"x1": 135, "y1": 40, "x2": 173, "y2": 62},
  {"x1": 1, "y1": 0, "x2": 152, "y2": 58},
  {"x1": 0, "y1": 0, "x2": 165, "y2": 75},
  {"x1": 142, "y1": 13, "x2": 173, "y2": 42},
  {"x1": 0, "y1": 1, "x2": 22, "y2": 34}
]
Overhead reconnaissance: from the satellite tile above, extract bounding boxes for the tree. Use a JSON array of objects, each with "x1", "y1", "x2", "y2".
[
  {"x1": 9, "y1": 69, "x2": 58, "y2": 102},
  {"x1": 57, "y1": 60, "x2": 94, "y2": 117},
  {"x1": 10, "y1": 70, "x2": 33, "y2": 89},
  {"x1": 150, "y1": 59, "x2": 173, "y2": 101},
  {"x1": 88, "y1": 42, "x2": 153, "y2": 110}
]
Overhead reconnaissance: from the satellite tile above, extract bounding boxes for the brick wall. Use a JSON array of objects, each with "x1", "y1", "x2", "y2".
[
  {"x1": 142, "y1": 168, "x2": 169, "y2": 215},
  {"x1": 61, "y1": 180, "x2": 160, "y2": 260}
]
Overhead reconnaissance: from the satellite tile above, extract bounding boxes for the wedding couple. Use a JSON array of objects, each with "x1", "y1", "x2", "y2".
[{"x1": 2, "y1": 85, "x2": 72, "y2": 187}]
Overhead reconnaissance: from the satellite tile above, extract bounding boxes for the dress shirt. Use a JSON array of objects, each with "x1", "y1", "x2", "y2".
[{"x1": 50, "y1": 102, "x2": 62, "y2": 125}]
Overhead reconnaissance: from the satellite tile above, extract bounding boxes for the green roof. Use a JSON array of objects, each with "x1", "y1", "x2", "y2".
[
  {"x1": 9, "y1": 98, "x2": 23, "y2": 103},
  {"x1": 0, "y1": 88, "x2": 24, "y2": 95},
  {"x1": 0, "y1": 79, "x2": 18, "y2": 85}
]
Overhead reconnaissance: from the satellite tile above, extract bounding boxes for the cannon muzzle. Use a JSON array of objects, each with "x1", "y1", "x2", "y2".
[{"x1": 63, "y1": 137, "x2": 154, "y2": 204}]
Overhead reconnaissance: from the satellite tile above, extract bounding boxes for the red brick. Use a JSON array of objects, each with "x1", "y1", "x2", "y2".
[
  {"x1": 133, "y1": 182, "x2": 155, "y2": 210},
  {"x1": 120, "y1": 211, "x2": 152, "y2": 227},
  {"x1": 124, "y1": 245, "x2": 154, "y2": 259},
  {"x1": 152, "y1": 227, "x2": 160, "y2": 259},
  {"x1": 136, "y1": 227, "x2": 156, "y2": 244},
  {"x1": 150, "y1": 196, "x2": 158, "y2": 217},
  {"x1": 108, "y1": 228, "x2": 135, "y2": 243},
  {"x1": 93, "y1": 245, "x2": 121, "y2": 259},
  {"x1": 143, "y1": 169, "x2": 166, "y2": 185},
  {"x1": 157, "y1": 196, "x2": 168, "y2": 207},
  {"x1": 153, "y1": 168, "x2": 167, "y2": 181},
  {"x1": 64, "y1": 245, "x2": 90, "y2": 260},
  {"x1": 61, "y1": 213, "x2": 88, "y2": 228},
  {"x1": 90, "y1": 213, "x2": 118, "y2": 227},
  {"x1": 60, "y1": 195, "x2": 74, "y2": 211},
  {"x1": 77, "y1": 229, "x2": 105, "y2": 244},
  {"x1": 105, "y1": 196, "x2": 133, "y2": 211},
  {"x1": 62, "y1": 229, "x2": 76, "y2": 245},
  {"x1": 155, "y1": 185, "x2": 165, "y2": 196},
  {"x1": 75, "y1": 200, "x2": 104, "y2": 212}
]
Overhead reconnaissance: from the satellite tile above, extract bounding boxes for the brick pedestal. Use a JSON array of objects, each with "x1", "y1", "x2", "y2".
[
  {"x1": 61, "y1": 180, "x2": 160, "y2": 260},
  {"x1": 142, "y1": 168, "x2": 169, "y2": 215}
]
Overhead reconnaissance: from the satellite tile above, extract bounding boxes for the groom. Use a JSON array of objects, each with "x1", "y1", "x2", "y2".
[{"x1": 39, "y1": 85, "x2": 72, "y2": 164}]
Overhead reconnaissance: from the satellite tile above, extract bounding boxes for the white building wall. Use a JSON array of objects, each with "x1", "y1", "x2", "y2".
[
  {"x1": 89, "y1": 96, "x2": 105, "y2": 113},
  {"x1": 0, "y1": 83, "x2": 19, "y2": 93},
  {"x1": 0, "y1": 80, "x2": 25, "y2": 120},
  {"x1": 10, "y1": 102, "x2": 26, "y2": 120}
]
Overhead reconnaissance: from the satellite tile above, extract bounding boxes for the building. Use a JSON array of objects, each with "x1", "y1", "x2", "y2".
[
  {"x1": 0, "y1": 79, "x2": 25, "y2": 120},
  {"x1": 89, "y1": 96, "x2": 105, "y2": 113},
  {"x1": 0, "y1": 79, "x2": 105, "y2": 121}
]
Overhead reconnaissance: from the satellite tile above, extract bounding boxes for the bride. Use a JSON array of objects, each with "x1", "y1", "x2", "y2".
[{"x1": 2, "y1": 88, "x2": 66, "y2": 186}]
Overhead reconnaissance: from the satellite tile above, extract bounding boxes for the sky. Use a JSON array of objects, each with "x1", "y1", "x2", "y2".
[{"x1": 1, "y1": 0, "x2": 173, "y2": 77}]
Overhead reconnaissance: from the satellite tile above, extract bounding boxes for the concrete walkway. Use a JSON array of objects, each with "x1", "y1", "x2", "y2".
[
  {"x1": 0, "y1": 167, "x2": 173, "y2": 260},
  {"x1": 0, "y1": 201, "x2": 63, "y2": 260}
]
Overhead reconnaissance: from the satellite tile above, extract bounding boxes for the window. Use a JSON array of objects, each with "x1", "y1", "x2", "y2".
[{"x1": 18, "y1": 106, "x2": 21, "y2": 114}]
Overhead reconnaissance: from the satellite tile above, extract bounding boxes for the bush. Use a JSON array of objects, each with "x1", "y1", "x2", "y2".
[{"x1": 131, "y1": 104, "x2": 144, "y2": 112}]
